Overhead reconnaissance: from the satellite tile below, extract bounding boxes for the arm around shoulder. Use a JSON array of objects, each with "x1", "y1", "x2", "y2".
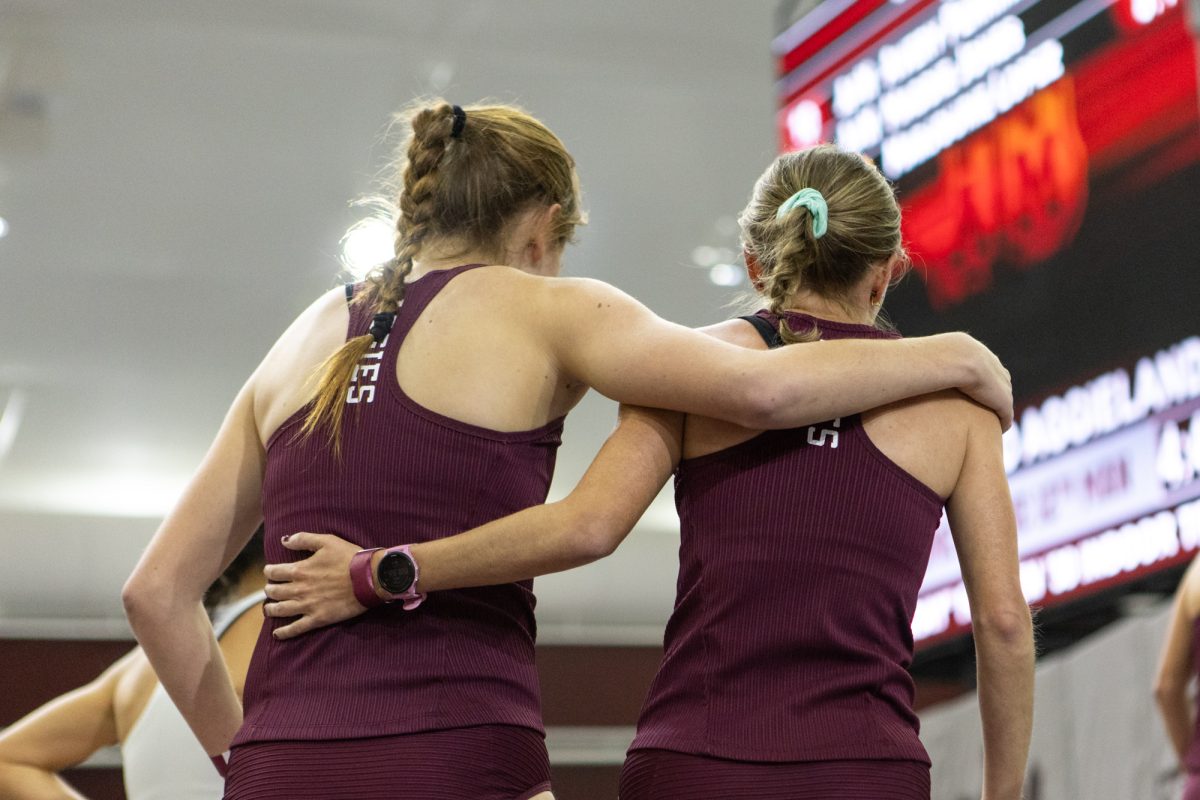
[{"x1": 538, "y1": 278, "x2": 1013, "y2": 429}]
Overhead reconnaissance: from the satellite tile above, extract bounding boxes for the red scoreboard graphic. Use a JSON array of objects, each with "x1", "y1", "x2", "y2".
[{"x1": 775, "y1": 0, "x2": 1200, "y2": 644}]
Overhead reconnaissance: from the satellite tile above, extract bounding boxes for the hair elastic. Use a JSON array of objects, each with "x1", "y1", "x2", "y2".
[
  {"x1": 450, "y1": 105, "x2": 467, "y2": 139},
  {"x1": 776, "y1": 187, "x2": 828, "y2": 239},
  {"x1": 369, "y1": 312, "x2": 396, "y2": 344}
]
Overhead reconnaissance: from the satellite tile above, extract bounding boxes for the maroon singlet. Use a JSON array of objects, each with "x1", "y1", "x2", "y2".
[
  {"x1": 622, "y1": 310, "x2": 942, "y2": 799},
  {"x1": 230, "y1": 265, "x2": 559, "y2": 795},
  {"x1": 1183, "y1": 616, "x2": 1200, "y2": 794}
]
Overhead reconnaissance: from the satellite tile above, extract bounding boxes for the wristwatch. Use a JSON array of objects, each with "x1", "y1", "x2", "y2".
[
  {"x1": 349, "y1": 547, "x2": 384, "y2": 609},
  {"x1": 376, "y1": 545, "x2": 426, "y2": 611}
]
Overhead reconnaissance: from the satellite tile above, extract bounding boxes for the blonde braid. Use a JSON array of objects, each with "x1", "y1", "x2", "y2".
[{"x1": 301, "y1": 103, "x2": 457, "y2": 449}]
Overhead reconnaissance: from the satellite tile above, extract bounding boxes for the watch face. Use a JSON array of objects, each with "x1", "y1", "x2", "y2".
[{"x1": 378, "y1": 551, "x2": 416, "y2": 595}]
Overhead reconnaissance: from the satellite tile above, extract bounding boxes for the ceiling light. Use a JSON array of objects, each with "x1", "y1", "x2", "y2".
[
  {"x1": 0, "y1": 470, "x2": 188, "y2": 518},
  {"x1": 0, "y1": 217, "x2": 9, "y2": 240},
  {"x1": 691, "y1": 245, "x2": 719, "y2": 267},
  {"x1": 0, "y1": 389, "x2": 26, "y2": 464},
  {"x1": 785, "y1": 99, "x2": 824, "y2": 150},
  {"x1": 708, "y1": 263, "x2": 744, "y2": 287},
  {"x1": 341, "y1": 217, "x2": 395, "y2": 278}
]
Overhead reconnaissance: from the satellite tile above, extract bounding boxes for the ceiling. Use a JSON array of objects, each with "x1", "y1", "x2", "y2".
[{"x1": 0, "y1": 0, "x2": 784, "y2": 643}]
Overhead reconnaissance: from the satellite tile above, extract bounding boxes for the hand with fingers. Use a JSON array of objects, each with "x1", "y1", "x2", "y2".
[
  {"x1": 262, "y1": 533, "x2": 367, "y2": 640},
  {"x1": 955, "y1": 333, "x2": 1013, "y2": 431}
]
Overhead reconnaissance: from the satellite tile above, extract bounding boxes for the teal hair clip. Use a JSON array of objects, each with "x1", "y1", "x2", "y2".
[{"x1": 775, "y1": 188, "x2": 828, "y2": 239}]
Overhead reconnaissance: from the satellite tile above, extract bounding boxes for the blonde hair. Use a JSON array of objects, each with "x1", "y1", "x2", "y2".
[
  {"x1": 302, "y1": 99, "x2": 585, "y2": 448},
  {"x1": 739, "y1": 145, "x2": 906, "y2": 343}
]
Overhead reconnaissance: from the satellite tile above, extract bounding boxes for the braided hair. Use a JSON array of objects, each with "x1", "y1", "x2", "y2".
[
  {"x1": 738, "y1": 145, "x2": 907, "y2": 344},
  {"x1": 301, "y1": 100, "x2": 584, "y2": 449}
]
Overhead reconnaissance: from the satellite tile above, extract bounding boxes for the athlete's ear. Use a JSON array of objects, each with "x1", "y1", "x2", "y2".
[
  {"x1": 744, "y1": 248, "x2": 764, "y2": 291},
  {"x1": 525, "y1": 204, "x2": 562, "y2": 269}
]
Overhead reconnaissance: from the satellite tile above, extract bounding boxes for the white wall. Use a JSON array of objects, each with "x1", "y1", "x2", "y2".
[{"x1": 923, "y1": 603, "x2": 1185, "y2": 800}]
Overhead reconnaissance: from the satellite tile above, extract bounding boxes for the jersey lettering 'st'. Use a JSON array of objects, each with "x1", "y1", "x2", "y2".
[{"x1": 807, "y1": 417, "x2": 842, "y2": 448}]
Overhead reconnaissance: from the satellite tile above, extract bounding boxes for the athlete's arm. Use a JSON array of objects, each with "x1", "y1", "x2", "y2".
[
  {"x1": 122, "y1": 285, "x2": 342, "y2": 754},
  {"x1": 1154, "y1": 558, "x2": 1200, "y2": 766},
  {"x1": 264, "y1": 404, "x2": 682, "y2": 639},
  {"x1": 0, "y1": 652, "x2": 137, "y2": 800},
  {"x1": 542, "y1": 277, "x2": 1014, "y2": 430},
  {"x1": 944, "y1": 405, "x2": 1034, "y2": 800},
  {"x1": 122, "y1": 380, "x2": 265, "y2": 756}
]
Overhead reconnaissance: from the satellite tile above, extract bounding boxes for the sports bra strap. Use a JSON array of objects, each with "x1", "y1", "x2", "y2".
[
  {"x1": 344, "y1": 282, "x2": 354, "y2": 304},
  {"x1": 739, "y1": 314, "x2": 784, "y2": 349},
  {"x1": 212, "y1": 590, "x2": 267, "y2": 638}
]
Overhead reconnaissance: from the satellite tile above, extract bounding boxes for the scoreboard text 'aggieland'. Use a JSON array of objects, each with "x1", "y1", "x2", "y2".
[{"x1": 776, "y1": 0, "x2": 1200, "y2": 645}]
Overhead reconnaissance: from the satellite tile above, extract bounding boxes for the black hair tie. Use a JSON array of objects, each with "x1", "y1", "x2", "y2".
[
  {"x1": 450, "y1": 105, "x2": 467, "y2": 139},
  {"x1": 369, "y1": 312, "x2": 396, "y2": 344}
]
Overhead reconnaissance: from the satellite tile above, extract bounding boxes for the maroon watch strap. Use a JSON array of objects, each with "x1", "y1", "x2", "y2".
[{"x1": 349, "y1": 548, "x2": 384, "y2": 609}]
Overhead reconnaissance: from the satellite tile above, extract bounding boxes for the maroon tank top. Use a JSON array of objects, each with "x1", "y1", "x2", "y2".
[
  {"x1": 1186, "y1": 616, "x2": 1200, "y2": 772},
  {"x1": 628, "y1": 309, "x2": 942, "y2": 764},
  {"x1": 234, "y1": 264, "x2": 564, "y2": 745}
]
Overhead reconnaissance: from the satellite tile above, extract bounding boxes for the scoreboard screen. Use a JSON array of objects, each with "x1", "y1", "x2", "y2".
[{"x1": 775, "y1": 0, "x2": 1200, "y2": 644}]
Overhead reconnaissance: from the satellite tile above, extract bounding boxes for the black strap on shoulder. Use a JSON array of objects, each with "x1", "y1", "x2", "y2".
[
  {"x1": 344, "y1": 282, "x2": 354, "y2": 304},
  {"x1": 739, "y1": 314, "x2": 784, "y2": 349}
]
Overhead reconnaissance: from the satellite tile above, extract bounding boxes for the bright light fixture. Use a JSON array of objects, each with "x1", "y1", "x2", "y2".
[
  {"x1": 786, "y1": 99, "x2": 824, "y2": 149},
  {"x1": 708, "y1": 263, "x2": 743, "y2": 287},
  {"x1": 0, "y1": 470, "x2": 188, "y2": 518},
  {"x1": 0, "y1": 217, "x2": 9, "y2": 240},
  {"x1": 341, "y1": 217, "x2": 395, "y2": 278},
  {"x1": 0, "y1": 389, "x2": 25, "y2": 463}
]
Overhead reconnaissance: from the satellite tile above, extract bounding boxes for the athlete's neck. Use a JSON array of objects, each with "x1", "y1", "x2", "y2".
[
  {"x1": 410, "y1": 252, "x2": 499, "y2": 279},
  {"x1": 782, "y1": 291, "x2": 877, "y2": 326}
]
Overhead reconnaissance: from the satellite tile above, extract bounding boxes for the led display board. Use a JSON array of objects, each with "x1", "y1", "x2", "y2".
[{"x1": 775, "y1": 0, "x2": 1200, "y2": 644}]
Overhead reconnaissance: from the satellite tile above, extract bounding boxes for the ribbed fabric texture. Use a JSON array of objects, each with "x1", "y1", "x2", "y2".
[
  {"x1": 1187, "y1": 617, "x2": 1200, "y2": 772},
  {"x1": 224, "y1": 725, "x2": 551, "y2": 799},
  {"x1": 235, "y1": 265, "x2": 563, "y2": 747},
  {"x1": 619, "y1": 749, "x2": 930, "y2": 799},
  {"x1": 629, "y1": 310, "x2": 943, "y2": 765}
]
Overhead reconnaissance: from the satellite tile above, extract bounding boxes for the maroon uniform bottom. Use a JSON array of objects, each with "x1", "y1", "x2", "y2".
[
  {"x1": 1184, "y1": 772, "x2": 1200, "y2": 800},
  {"x1": 619, "y1": 749, "x2": 930, "y2": 800},
  {"x1": 224, "y1": 724, "x2": 551, "y2": 800}
]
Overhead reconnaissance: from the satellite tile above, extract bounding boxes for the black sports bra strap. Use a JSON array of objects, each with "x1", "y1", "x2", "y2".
[
  {"x1": 739, "y1": 314, "x2": 784, "y2": 349},
  {"x1": 344, "y1": 282, "x2": 354, "y2": 304}
]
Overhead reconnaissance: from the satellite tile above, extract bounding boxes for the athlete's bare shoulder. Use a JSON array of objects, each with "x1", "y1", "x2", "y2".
[
  {"x1": 1180, "y1": 556, "x2": 1200, "y2": 619},
  {"x1": 868, "y1": 388, "x2": 985, "y2": 428},
  {"x1": 862, "y1": 388, "x2": 999, "y2": 498},
  {"x1": 906, "y1": 389, "x2": 1003, "y2": 444},
  {"x1": 251, "y1": 285, "x2": 351, "y2": 444},
  {"x1": 432, "y1": 265, "x2": 588, "y2": 313}
]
